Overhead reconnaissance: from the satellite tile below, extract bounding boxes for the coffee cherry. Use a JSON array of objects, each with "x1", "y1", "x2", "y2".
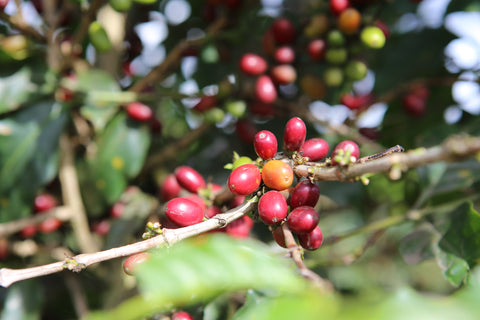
[
  {"x1": 304, "y1": 14, "x2": 329, "y2": 38},
  {"x1": 110, "y1": 201, "x2": 125, "y2": 219},
  {"x1": 160, "y1": 174, "x2": 182, "y2": 202},
  {"x1": 258, "y1": 191, "x2": 288, "y2": 225},
  {"x1": 172, "y1": 311, "x2": 195, "y2": 320},
  {"x1": 274, "y1": 46, "x2": 295, "y2": 64},
  {"x1": 88, "y1": 21, "x2": 112, "y2": 52},
  {"x1": 126, "y1": 102, "x2": 153, "y2": 122},
  {"x1": 174, "y1": 166, "x2": 206, "y2": 194},
  {"x1": 236, "y1": 119, "x2": 257, "y2": 143},
  {"x1": 361, "y1": 26, "x2": 386, "y2": 49},
  {"x1": 324, "y1": 67, "x2": 344, "y2": 87},
  {"x1": 165, "y1": 197, "x2": 204, "y2": 227},
  {"x1": 330, "y1": 0, "x2": 350, "y2": 16},
  {"x1": 39, "y1": 218, "x2": 63, "y2": 234},
  {"x1": 375, "y1": 19, "x2": 390, "y2": 39},
  {"x1": 0, "y1": 0, "x2": 9, "y2": 10},
  {"x1": 299, "y1": 138, "x2": 329, "y2": 161},
  {"x1": 331, "y1": 140, "x2": 360, "y2": 165},
  {"x1": 205, "y1": 205, "x2": 222, "y2": 218},
  {"x1": 193, "y1": 95, "x2": 218, "y2": 113},
  {"x1": 225, "y1": 215, "x2": 254, "y2": 238},
  {"x1": 239, "y1": 53, "x2": 268, "y2": 76},
  {"x1": 262, "y1": 160, "x2": 294, "y2": 191},
  {"x1": 298, "y1": 226, "x2": 323, "y2": 250},
  {"x1": 228, "y1": 164, "x2": 261, "y2": 196},
  {"x1": 327, "y1": 29, "x2": 345, "y2": 47},
  {"x1": 254, "y1": 130, "x2": 278, "y2": 160},
  {"x1": 225, "y1": 100, "x2": 247, "y2": 118},
  {"x1": 232, "y1": 156, "x2": 254, "y2": 170},
  {"x1": 123, "y1": 252, "x2": 151, "y2": 276},
  {"x1": 325, "y1": 48, "x2": 348, "y2": 65},
  {"x1": 271, "y1": 18, "x2": 296, "y2": 44},
  {"x1": 109, "y1": 0, "x2": 132, "y2": 12},
  {"x1": 262, "y1": 28, "x2": 276, "y2": 56},
  {"x1": 338, "y1": 8, "x2": 361, "y2": 35},
  {"x1": 20, "y1": 225, "x2": 38, "y2": 238},
  {"x1": 287, "y1": 206, "x2": 319, "y2": 234},
  {"x1": 272, "y1": 226, "x2": 287, "y2": 248},
  {"x1": 300, "y1": 74, "x2": 326, "y2": 100},
  {"x1": 290, "y1": 180, "x2": 320, "y2": 209},
  {"x1": 184, "y1": 194, "x2": 207, "y2": 213},
  {"x1": 402, "y1": 93, "x2": 426, "y2": 116},
  {"x1": 34, "y1": 193, "x2": 57, "y2": 212},
  {"x1": 92, "y1": 219, "x2": 111, "y2": 236},
  {"x1": 345, "y1": 60, "x2": 367, "y2": 81},
  {"x1": 255, "y1": 75, "x2": 277, "y2": 103},
  {"x1": 249, "y1": 101, "x2": 275, "y2": 118},
  {"x1": 270, "y1": 64, "x2": 297, "y2": 85},
  {"x1": 307, "y1": 39, "x2": 326, "y2": 61},
  {"x1": 283, "y1": 117, "x2": 306, "y2": 152},
  {"x1": 229, "y1": 195, "x2": 246, "y2": 208}
]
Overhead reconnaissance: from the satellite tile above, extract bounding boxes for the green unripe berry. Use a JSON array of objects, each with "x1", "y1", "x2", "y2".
[
  {"x1": 109, "y1": 0, "x2": 132, "y2": 12},
  {"x1": 204, "y1": 108, "x2": 225, "y2": 124},
  {"x1": 325, "y1": 48, "x2": 348, "y2": 65},
  {"x1": 88, "y1": 21, "x2": 112, "y2": 52},
  {"x1": 361, "y1": 26, "x2": 386, "y2": 49},
  {"x1": 327, "y1": 30, "x2": 345, "y2": 47},
  {"x1": 226, "y1": 100, "x2": 247, "y2": 118},
  {"x1": 345, "y1": 60, "x2": 368, "y2": 81},
  {"x1": 324, "y1": 67, "x2": 344, "y2": 87},
  {"x1": 232, "y1": 156, "x2": 254, "y2": 170}
]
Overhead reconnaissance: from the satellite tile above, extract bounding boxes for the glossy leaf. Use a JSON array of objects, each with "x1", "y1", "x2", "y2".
[{"x1": 0, "y1": 67, "x2": 36, "y2": 115}]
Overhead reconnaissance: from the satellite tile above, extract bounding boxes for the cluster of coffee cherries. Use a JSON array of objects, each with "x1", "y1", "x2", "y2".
[
  {"x1": 18, "y1": 193, "x2": 63, "y2": 238},
  {"x1": 228, "y1": 116, "x2": 360, "y2": 251}
]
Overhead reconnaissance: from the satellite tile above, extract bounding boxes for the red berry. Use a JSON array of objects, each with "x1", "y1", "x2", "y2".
[
  {"x1": 165, "y1": 197, "x2": 204, "y2": 227},
  {"x1": 123, "y1": 252, "x2": 151, "y2": 276},
  {"x1": 272, "y1": 226, "x2": 287, "y2": 248},
  {"x1": 254, "y1": 130, "x2": 278, "y2": 160},
  {"x1": 92, "y1": 219, "x2": 111, "y2": 236},
  {"x1": 174, "y1": 166, "x2": 206, "y2": 194},
  {"x1": 39, "y1": 218, "x2": 62, "y2": 234},
  {"x1": 235, "y1": 119, "x2": 257, "y2": 143},
  {"x1": 20, "y1": 225, "x2": 38, "y2": 238},
  {"x1": 184, "y1": 194, "x2": 207, "y2": 212},
  {"x1": 249, "y1": 101, "x2": 275, "y2": 118},
  {"x1": 331, "y1": 140, "x2": 360, "y2": 165},
  {"x1": 228, "y1": 164, "x2": 261, "y2": 196},
  {"x1": 402, "y1": 93, "x2": 426, "y2": 116},
  {"x1": 172, "y1": 311, "x2": 195, "y2": 320},
  {"x1": 0, "y1": 0, "x2": 9, "y2": 10},
  {"x1": 160, "y1": 174, "x2": 182, "y2": 202},
  {"x1": 261, "y1": 160, "x2": 294, "y2": 191},
  {"x1": 126, "y1": 102, "x2": 153, "y2": 122},
  {"x1": 274, "y1": 46, "x2": 295, "y2": 64},
  {"x1": 34, "y1": 193, "x2": 57, "y2": 212},
  {"x1": 270, "y1": 64, "x2": 297, "y2": 85},
  {"x1": 110, "y1": 201, "x2": 125, "y2": 219},
  {"x1": 205, "y1": 205, "x2": 222, "y2": 218},
  {"x1": 283, "y1": 117, "x2": 306, "y2": 152},
  {"x1": 255, "y1": 75, "x2": 277, "y2": 103},
  {"x1": 290, "y1": 180, "x2": 320, "y2": 209},
  {"x1": 193, "y1": 95, "x2": 218, "y2": 113},
  {"x1": 287, "y1": 206, "x2": 319, "y2": 234},
  {"x1": 329, "y1": 0, "x2": 350, "y2": 16},
  {"x1": 239, "y1": 53, "x2": 268, "y2": 76},
  {"x1": 298, "y1": 225, "x2": 323, "y2": 250},
  {"x1": 229, "y1": 195, "x2": 246, "y2": 208},
  {"x1": 262, "y1": 28, "x2": 276, "y2": 56},
  {"x1": 225, "y1": 215, "x2": 254, "y2": 238},
  {"x1": 375, "y1": 19, "x2": 390, "y2": 39},
  {"x1": 271, "y1": 18, "x2": 296, "y2": 44},
  {"x1": 300, "y1": 138, "x2": 329, "y2": 161},
  {"x1": 307, "y1": 39, "x2": 326, "y2": 61},
  {"x1": 258, "y1": 191, "x2": 288, "y2": 225}
]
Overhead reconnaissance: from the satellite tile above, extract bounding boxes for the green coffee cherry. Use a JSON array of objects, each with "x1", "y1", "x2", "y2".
[
  {"x1": 361, "y1": 26, "x2": 386, "y2": 49},
  {"x1": 327, "y1": 30, "x2": 345, "y2": 47},
  {"x1": 345, "y1": 60, "x2": 368, "y2": 81},
  {"x1": 325, "y1": 48, "x2": 348, "y2": 65},
  {"x1": 88, "y1": 21, "x2": 112, "y2": 52},
  {"x1": 226, "y1": 100, "x2": 247, "y2": 118},
  {"x1": 109, "y1": 0, "x2": 132, "y2": 12},
  {"x1": 324, "y1": 67, "x2": 344, "y2": 87}
]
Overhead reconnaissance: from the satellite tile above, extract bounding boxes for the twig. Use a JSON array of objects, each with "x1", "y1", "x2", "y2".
[
  {"x1": 294, "y1": 135, "x2": 480, "y2": 182},
  {"x1": 281, "y1": 223, "x2": 333, "y2": 292},
  {"x1": 0, "y1": 199, "x2": 256, "y2": 288},
  {"x1": 64, "y1": 272, "x2": 90, "y2": 319}
]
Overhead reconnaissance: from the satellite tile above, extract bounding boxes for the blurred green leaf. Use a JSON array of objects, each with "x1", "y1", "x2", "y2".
[
  {"x1": 439, "y1": 202, "x2": 480, "y2": 266},
  {"x1": 399, "y1": 227, "x2": 435, "y2": 265},
  {"x1": 0, "y1": 67, "x2": 37, "y2": 115},
  {"x1": 0, "y1": 280, "x2": 44, "y2": 320}
]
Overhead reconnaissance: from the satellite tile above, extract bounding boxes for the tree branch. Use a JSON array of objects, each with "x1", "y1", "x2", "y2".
[{"x1": 0, "y1": 199, "x2": 256, "y2": 288}]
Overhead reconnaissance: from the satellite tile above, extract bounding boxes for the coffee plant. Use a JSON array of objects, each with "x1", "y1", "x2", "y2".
[{"x1": 1, "y1": 0, "x2": 480, "y2": 319}]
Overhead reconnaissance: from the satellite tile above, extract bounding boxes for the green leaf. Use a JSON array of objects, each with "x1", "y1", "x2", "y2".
[
  {"x1": 0, "y1": 67, "x2": 37, "y2": 115},
  {"x1": 0, "y1": 280, "x2": 44, "y2": 320},
  {"x1": 86, "y1": 234, "x2": 309, "y2": 320},
  {"x1": 439, "y1": 202, "x2": 480, "y2": 266},
  {"x1": 399, "y1": 227, "x2": 436, "y2": 265},
  {"x1": 438, "y1": 252, "x2": 470, "y2": 287}
]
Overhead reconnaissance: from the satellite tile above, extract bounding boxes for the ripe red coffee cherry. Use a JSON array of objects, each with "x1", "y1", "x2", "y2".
[
  {"x1": 271, "y1": 18, "x2": 296, "y2": 44},
  {"x1": 228, "y1": 164, "x2": 261, "y2": 196},
  {"x1": 283, "y1": 117, "x2": 306, "y2": 152},
  {"x1": 165, "y1": 197, "x2": 204, "y2": 227},
  {"x1": 193, "y1": 95, "x2": 218, "y2": 112},
  {"x1": 290, "y1": 180, "x2": 320, "y2": 209},
  {"x1": 307, "y1": 39, "x2": 326, "y2": 61},
  {"x1": 34, "y1": 193, "x2": 57, "y2": 212},
  {"x1": 184, "y1": 194, "x2": 207, "y2": 213},
  {"x1": 272, "y1": 226, "x2": 287, "y2": 248},
  {"x1": 123, "y1": 252, "x2": 151, "y2": 276},
  {"x1": 300, "y1": 138, "x2": 329, "y2": 161},
  {"x1": 0, "y1": 0, "x2": 9, "y2": 11},
  {"x1": 229, "y1": 195, "x2": 246, "y2": 208},
  {"x1": 331, "y1": 140, "x2": 360, "y2": 165},
  {"x1": 110, "y1": 201, "x2": 125, "y2": 219},
  {"x1": 160, "y1": 174, "x2": 182, "y2": 202},
  {"x1": 236, "y1": 120, "x2": 257, "y2": 143},
  {"x1": 262, "y1": 28, "x2": 276, "y2": 56},
  {"x1": 255, "y1": 75, "x2": 277, "y2": 103},
  {"x1": 249, "y1": 101, "x2": 275, "y2": 118},
  {"x1": 174, "y1": 166, "x2": 206, "y2": 194},
  {"x1": 274, "y1": 46, "x2": 295, "y2": 64},
  {"x1": 258, "y1": 191, "x2": 288, "y2": 225},
  {"x1": 298, "y1": 225, "x2": 323, "y2": 250},
  {"x1": 20, "y1": 225, "x2": 38, "y2": 238},
  {"x1": 172, "y1": 311, "x2": 195, "y2": 320},
  {"x1": 338, "y1": 8, "x2": 361, "y2": 35},
  {"x1": 239, "y1": 53, "x2": 268, "y2": 76},
  {"x1": 39, "y1": 218, "x2": 63, "y2": 233},
  {"x1": 225, "y1": 215, "x2": 254, "y2": 238},
  {"x1": 205, "y1": 205, "x2": 222, "y2": 218},
  {"x1": 287, "y1": 206, "x2": 319, "y2": 234},
  {"x1": 92, "y1": 219, "x2": 111, "y2": 236},
  {"x1": 270, "y1": 64, "x2": 297, "y2": 85},
  {"x1": 261, "y1": 160, "x2": 294, "y2": 191},
  {"x1": 340, "y1": 93, "x2": 372, "y2": 110},
  {"x1": 126, "y1": 102, "x2": 153, "y2": 122},
  {"x1": 402, "y1": 93, "x2": 426, "y2": 116},
  {"x1": 254, "y1": 130, "x2": 278, "y2": 160},
  {"x1": 330, "y1": 0, "x2": 350, "y2": 16}
]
